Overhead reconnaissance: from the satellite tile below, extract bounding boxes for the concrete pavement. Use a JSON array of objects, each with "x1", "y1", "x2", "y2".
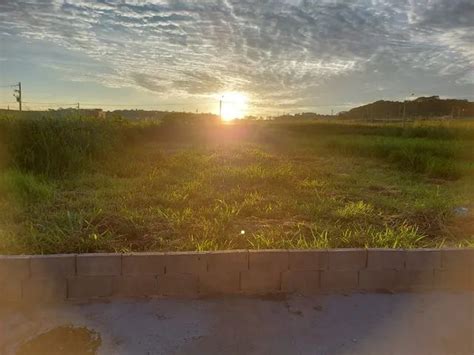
[{"x1": 1, "y1": 292, "x2": 473, "y2": 354}]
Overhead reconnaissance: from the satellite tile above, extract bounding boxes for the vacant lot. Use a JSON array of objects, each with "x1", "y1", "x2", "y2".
[{"x1": 0, "y1": 115, "x2": 473, "y2": 254}]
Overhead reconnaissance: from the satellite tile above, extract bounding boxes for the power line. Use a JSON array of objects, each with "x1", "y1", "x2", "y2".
[
  {"x1": 19, "y1": 101, "x2": 193, "y2": 107},
  {"x1": 9, "y1": 100, "x2": 355, "y2": 109},
  {"x1": 0, "y1": 84, "x2": 20, "y2": 88},
  {"x1": 22, "y1": 101, "x2": 82, "y2": 106}
]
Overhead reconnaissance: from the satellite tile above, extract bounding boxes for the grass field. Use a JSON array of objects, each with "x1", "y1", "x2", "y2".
[{"x1": 0, "y1": 114, "x2": 473, "y2": 254}]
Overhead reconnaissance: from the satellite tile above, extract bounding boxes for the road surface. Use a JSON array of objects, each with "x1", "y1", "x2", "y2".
[{"x1": 1, "y1": 292, "x2": 472, "y2": 354}]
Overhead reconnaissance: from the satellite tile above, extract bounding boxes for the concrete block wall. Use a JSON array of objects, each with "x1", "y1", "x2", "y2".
[{"x1": 0, "y1": 249, "x2": 472, "y2": 303}]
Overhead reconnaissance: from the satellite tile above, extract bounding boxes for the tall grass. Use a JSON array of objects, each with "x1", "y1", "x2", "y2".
[
  {"x1": 327, "y1": 137, "x2": 464, "y2": 179},
  {"x1": 278, "y1": 120, "x2": 474, "y2": 140},
  {"x1": 0, "y1": 115, "x2": 137, "y2": 177}
]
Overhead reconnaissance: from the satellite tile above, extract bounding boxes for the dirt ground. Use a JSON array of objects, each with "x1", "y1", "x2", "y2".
[{"x1": 1, "y1": 292, "x2": 473, "y2": 355}]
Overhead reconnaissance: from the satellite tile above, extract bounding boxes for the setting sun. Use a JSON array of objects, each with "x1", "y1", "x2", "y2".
[{"x1": 219, "y1": 92, "x2": 249, "y2": 121}]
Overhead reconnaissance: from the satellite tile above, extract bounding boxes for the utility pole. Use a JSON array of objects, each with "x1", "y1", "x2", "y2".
[
  {"x1": 403, "y1": 93, "x2": 415, "y2": 127},
  {"x1": 402, "y1": 100, "x2": 408, "y2": 127},
  {"x1": 77, "y1": 102, "x2": 80, "y2": 110},
  {"x1": 219, "y1": 95, "x2": 223, "y2": 119},
  {"x1": 13, "y1": 82, "x2": 22, "y2": 111}
]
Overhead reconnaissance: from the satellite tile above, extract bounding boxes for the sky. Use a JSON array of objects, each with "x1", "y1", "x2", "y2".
[{"x1": 0, "y1": 0, "x2": 473, "y2": 115}]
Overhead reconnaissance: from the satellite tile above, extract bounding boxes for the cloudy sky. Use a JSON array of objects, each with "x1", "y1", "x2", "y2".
[{"x1": 0, "y1": 0, "x2": 473, "y2": 114}]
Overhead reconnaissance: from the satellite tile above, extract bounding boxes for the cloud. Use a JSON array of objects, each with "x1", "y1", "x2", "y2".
[
  {"x1": 131, "y1": 73, "x2": 166, "y2": 93},
  {"x1": 0, "y1": 0, "x2": 472, "y2": 112},
  {"x1": 173, "y1": 71, "x2": 224, "y2": 95},
  {"x1": 408, "y1": 0, "x2": 474, "y2": 29}
]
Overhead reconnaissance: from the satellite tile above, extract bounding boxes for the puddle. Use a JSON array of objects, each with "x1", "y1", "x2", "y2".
[{"x1": 16, "y1": 325, "x2": 101, "y2": 355}]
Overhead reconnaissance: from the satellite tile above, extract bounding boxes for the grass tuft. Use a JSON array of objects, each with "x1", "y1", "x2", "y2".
[{"x1": 337, "y1": 201, "x2": 374, "y2": 218}]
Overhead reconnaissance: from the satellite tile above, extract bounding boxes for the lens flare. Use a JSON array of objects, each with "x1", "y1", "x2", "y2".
[{"x1": 220, "y1": 92, "x2": 248, "y2": 121}]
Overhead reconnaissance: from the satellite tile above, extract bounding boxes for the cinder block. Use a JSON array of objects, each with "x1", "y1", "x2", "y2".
[
  {"x1": 30, "y1": 254, "x2": 75, "y2": 278},
  {"x1": 76, "y1": 254, "x2": 121, "y2": 276},
  {"x1": 240, "y1": 270, "x2": 281, "y2": 293},
  {"x1": 199, "y1": 271, "x2": 240, "y2": 294},
  {"x1": 122, "y1": 253, "x2": 166, "y2": 275},
  {"x1": 434, "y1": 269, "x2": 473, "y2": 290},
  {"x1": 320, "y1": 270, "x2": 358, "y2": 291},
  {"x1": 249, "y1": 250, "x2": 288, "y2": 272},
  {"x1": 165, "y1": 252, "x2": 207, "y2": 274},
  {"x1": 367, "y1": 249, "x2": 404, "y2": 270},
  {"x1": 395, "y1": 270, "x2": 434, "y2": 290},
  {"x1": 0, "y1": 256, "x2": 30, "y2": 281},
  {"x1": 0, "y1": 279, "x2": 22, "y2": 302},
  {"x1": 327, "y1": 249, "x2": 367, "y2": 270},
  {"x1": 157, "y1": 273, "x2": 199, "y2": 297},
  {"x1": 288, "y1": 250, "x2": 327, "y2": 271},
  {"x1": 113, "y1": 276, "x2": 159, "y2": 297},
  {"x1": 440, "y1": 249, "x2": 474, "y2": 270},
  {"x1": 207, "y1": 250, "x2": 248, "y2": 272},
  {"x1": 68, "y1": 276, "x2": 114, "y2": 299},
  {"x1": 405, "y1": 249, "x2": 441, "y2": 270},
  {"x1": 281, "y1": 270, "x2": 320, "y2": 294},
  {"x1": 359, "y1": 270, "x2": 398, "y2": 291},
  {"x1": 22, "y1": 277, "x2": 67, "y2": 302}
]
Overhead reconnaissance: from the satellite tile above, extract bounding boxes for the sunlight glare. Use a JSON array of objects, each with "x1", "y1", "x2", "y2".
[{"x1": 220, "y1": 92, "x2": 249, "y2": 121}]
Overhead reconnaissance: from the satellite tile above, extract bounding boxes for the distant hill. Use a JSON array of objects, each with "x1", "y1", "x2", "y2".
[{"x1": 338, "y1": 96, "x2": 474, "y2": 120}]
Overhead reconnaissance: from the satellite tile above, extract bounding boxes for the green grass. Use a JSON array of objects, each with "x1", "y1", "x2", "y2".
[
  {"x1": 0, "y1": 170, "x2": 55, "y2": 203},
  {"x1": 0, "y1": 115, "x2": 473, "y2": 254}
]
